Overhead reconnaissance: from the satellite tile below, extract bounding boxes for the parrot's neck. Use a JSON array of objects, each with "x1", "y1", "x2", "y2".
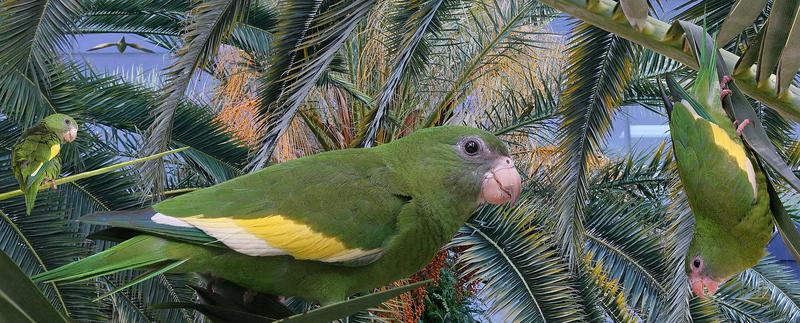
[{"x1": 351, "y1": 200, "x2": 465, "y2": 293}]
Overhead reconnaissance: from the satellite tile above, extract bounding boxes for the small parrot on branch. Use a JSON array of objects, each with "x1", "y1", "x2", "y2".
[
  {"x1": 660, "y1": 40, "x2": 773, "y2": 298},
  {"x1": 11, "y1": 114, "x2": 78, "y2": 215},
  {"x1": 34, "y1": 126, "x2": 522, "y2": 304}
]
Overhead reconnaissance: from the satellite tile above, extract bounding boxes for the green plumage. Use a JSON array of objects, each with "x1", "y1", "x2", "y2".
[
  {"x1": 666, "y1": 43, "x2": 773, "y2": 285},
  {"x1": 34, "y1": 126, "x2": 519, "y2": 304},
  {"x1": 11, "y1": 114, "x2": 77, "y2": 215}
]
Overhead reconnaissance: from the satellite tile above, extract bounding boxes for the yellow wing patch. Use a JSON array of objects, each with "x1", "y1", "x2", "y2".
[
  {"x1": 49, "y1": 144, "x2": 60, "y2": 160},
  {"x1": 706, "y1": 124, "x2": 757, "y2": 198},
  {"x1": 682, "y1": 101, "x2": 758, "y2": 199},
  {"x1": 181, "y1": 214, "x2": 382, "y2": 262}
]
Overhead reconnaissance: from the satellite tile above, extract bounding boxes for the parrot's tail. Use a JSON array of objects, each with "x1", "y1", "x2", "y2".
[
  {"x1": 24, "y1": 186, "x2": 37, "y2": 215},
  {"x1": 32, "y1": 235, "x2": 192, "y2": 299}
]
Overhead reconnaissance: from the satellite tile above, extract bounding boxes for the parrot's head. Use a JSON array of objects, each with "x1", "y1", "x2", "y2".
[
  {"x1": 387, "y1": 126, "x2": 521, "y2": 209},
  {"x1": 685, "y1": 228, "x2": 757, "y2": 298},
  {"x1": 42, "y1": 114, "x2": 78, "y2": 143}
]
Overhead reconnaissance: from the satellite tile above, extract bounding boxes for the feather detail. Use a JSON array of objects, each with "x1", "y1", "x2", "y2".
[{"x1": 180, "y1": 214, "x2": 383, "y2": 262}]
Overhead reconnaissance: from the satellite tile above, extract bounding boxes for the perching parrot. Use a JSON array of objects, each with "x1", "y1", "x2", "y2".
[
  {"x1": 11, "y1": 114, "x2": 78, "y2": 215},
  {"x1": 660, "y1": 44, "x2": 773, "y2": 298},
  {"x1": 34, "y1": 126, "x2": 522, "y2": 304}
]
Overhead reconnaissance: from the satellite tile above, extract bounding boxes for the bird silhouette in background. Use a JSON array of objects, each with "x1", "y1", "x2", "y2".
[{"x1": 87, "y1": 36, "x2": 155, "y2": 53}]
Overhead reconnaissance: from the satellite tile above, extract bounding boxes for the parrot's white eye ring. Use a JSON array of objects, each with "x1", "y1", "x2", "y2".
[{"x1": 464, "y1": 140, "x2": 480, "y2": 155}]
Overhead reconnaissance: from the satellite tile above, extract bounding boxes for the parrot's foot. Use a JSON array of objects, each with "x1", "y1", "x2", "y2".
[
  {"x1": 720, "y1": 75, "x2": 733, "y2": 88},
  {"x1": 734, "y1": 119, "x2": 751, "y2": 136},
  {"x1": 242, "y1": 289, "x2": 257, "y2": 305},
  {"x1": 44, "y1": 179, "x2": 57, "y2": 191},
  {"x1": 205, "y1": 276, "x2": 224, "y2": 294},
  {"x1": 720, "y1": 75, "x2": 733, "y2": 99},
  {"x1": 720, "y1": 88, "x2": 732, "y2": 99}
]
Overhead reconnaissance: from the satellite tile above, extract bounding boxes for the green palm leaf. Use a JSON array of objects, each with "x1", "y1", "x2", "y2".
[
  {"x1": 554, "y1": 22, "x2": 636, "y2": 267},
  {"x1": 357, "y1": 0, "x2": 466, "y2": 147},
  {"x1": 0, "y1": 64, "x2": 59, "y2": 127},
  {"x1": 250, "y1": 0, "x2": 377, "y2": 169},
  {"x1": 0, "y1": 248, "x2": 68, "y2": 323},
  {"x1": 142, "y1": 0, "x2": 251, "y2": 194},
  {"x1": 422, "y1": 0, "x2": 557, "y2": 129},
  {"x1": 736, "y1": 256, "x2": 800, "y2": 321},
  {"x1": 452, "y1": 202, "x2": 585, "y2": 322},
  {"x1": 0, "y1": 0, "x2": 81, "y2": 83}
]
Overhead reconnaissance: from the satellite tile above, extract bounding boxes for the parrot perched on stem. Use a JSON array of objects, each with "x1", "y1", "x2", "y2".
[
  {"x1": 34, "y1": 126, "x2": 522, "y2": 304},
  {"x1": 11, "y1": 114, "x2": 78, "y2": 215},
  {"x1": 660, "y1": 39, "x2": 773, "y2": 298}
]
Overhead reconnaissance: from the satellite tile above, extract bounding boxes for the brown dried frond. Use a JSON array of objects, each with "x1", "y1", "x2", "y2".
[{"x1": 213, "y1": 47, "x2": 263, "y2": 147}]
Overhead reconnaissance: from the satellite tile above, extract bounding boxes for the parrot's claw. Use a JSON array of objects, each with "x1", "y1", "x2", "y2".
[
  {"x1": 242, "y1": 289, "x2": 257, "y2": 304},
  {"x1": 44, "y1": 179, "x2": 57, "y2": 191},
  {"x1": 720, "y1": 75, "x2": 733, "y2": 99},
  {"x1": 735, "y1": 119, "x2": 751, "y2": 136},
  {"x1": 720, "y1": 88, "x2": 732, "y2": 99},
  {"x1": 205, "y1": 276, "x2": 223, "y2": 294},
  {"x1": 721, "y1": 75, "x2": 733, "y2": 88}
]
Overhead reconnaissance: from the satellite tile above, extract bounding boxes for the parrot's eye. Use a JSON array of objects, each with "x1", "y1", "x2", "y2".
[
  {"x1": 64, "y1": 119, "x2": 70, "y2": 125},
  {"x1": 692, "y1": 257, "x2": 702, "y2": 269},
  {"x1": 463, "y1": 140, "x2": 481, "y2": 155}
]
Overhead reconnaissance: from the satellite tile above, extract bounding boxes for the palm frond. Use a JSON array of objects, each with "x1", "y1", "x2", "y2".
[
  {"x1": 478, "y1": 68, "x2": 561, "y2": 140},
  {"x1": 579, "y1": 255, "x2": 639, "y2": 322},
  {"x1": 554, "y1": 21, "x2": 636, "y2": 267},
  {"x1": 356, "y1": 0, "x2": 466, "y2": 147},
  {"x1": 73, "y1": 66, "x2": 248, "y2": 185},
  {"x1": 452, "y1": 201, "x2": 585, "y2": 322},
  {"x1": 735, "y1": 256, "x2": 800, "y2": 322},
  {"x1": 423, "y1": 0, "x2": 557, "y2": 129},
  {"x1": 652, "y1": 171, "x2": 694, "y2": 322},
  {"x1": 0, "y1": 64, "x2": 59, "y2": 127},
  {"x1": 142, "y1": 0, "x2": 251, "y2": 195},
  {"x1": 250, "y1": 0, "x2": 377, "y2": 169},
  {"x1": 77, "y1": 0, "x2": 185, "y2": 37},
  {"x1": 583, "y1": 196, "x2": 667, "y2": 316},
  {"x1": 0, "y1": 0, "x2": 81, "y2": 85}
]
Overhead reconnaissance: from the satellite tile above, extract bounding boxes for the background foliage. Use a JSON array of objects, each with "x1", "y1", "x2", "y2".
[{"x1": 1, "y1": 0, "x2": 800, "y2": 322}]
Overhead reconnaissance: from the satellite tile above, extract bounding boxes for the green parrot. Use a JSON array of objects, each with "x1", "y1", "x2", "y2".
[
  {"x1": 34, "y1": 126, "x2": 521, "y2": 304},
  {"x1": 660, "y1": 43, "x2": 773, "y2": 298},
  {"x1": 11, "y1": 114, "x2": 78, "y2": 215}
]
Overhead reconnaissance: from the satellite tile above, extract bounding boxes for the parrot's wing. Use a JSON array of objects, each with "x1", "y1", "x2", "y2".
[
  {"x1": 11, "y1": 126, "x2": 62, "y2": 215},
  {"x1": 86, "y1": 43, "x2": 115, "y2": 51},
  {"x1": 12, "y1": 126, "x2": 61, "y2": 187},
  {"x1": 89, "y1": 150, "x2": 409, "y2": 266},
  {"x1": 669, "y1": 100, "x2": 760, "y2": 227},
  {"x1": 127, "y1": 43, "x2": 154, "y2": 53}
]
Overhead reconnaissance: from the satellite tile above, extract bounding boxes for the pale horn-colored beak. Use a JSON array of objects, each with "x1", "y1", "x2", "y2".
[
  {"x1": 63, "y1": 127, "x2": 77, "y2": 142},
  {"x1": 480, "y1": 156, "x2": 522, "y2": 205}
]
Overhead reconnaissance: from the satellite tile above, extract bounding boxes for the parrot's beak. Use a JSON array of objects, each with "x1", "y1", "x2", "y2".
[
  {"x1": 689, "y1": 273, "x2": 722, "y2": 298},
  {"x1": 63, "y1": 127, "x2": 77, "y2": 143},
  {"x1": 480, "y1": 156, "x2": 522, "y2": 205}
]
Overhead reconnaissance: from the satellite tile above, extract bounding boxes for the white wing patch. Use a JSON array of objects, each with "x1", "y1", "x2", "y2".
[
  {"x1": 29, "y1": 162, "x2": 44, "y2": 177},
  {"x1": 152, "y1": 213, "x2": 383, "y2": 263},
  {"x1": 151, "y1": 213, "x2": 193, "y2": 228}
]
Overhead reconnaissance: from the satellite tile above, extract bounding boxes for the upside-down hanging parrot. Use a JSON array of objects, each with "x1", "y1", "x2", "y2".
[
  {"x1": 34, "y1": 126, "x2": 522, "y2": 304},
  {"x1": 11, "y1": 114, "x2": 78, "y2": 215},
  {"x1": 660, "y1": 42, "x2": 773, "y2": 298}
]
